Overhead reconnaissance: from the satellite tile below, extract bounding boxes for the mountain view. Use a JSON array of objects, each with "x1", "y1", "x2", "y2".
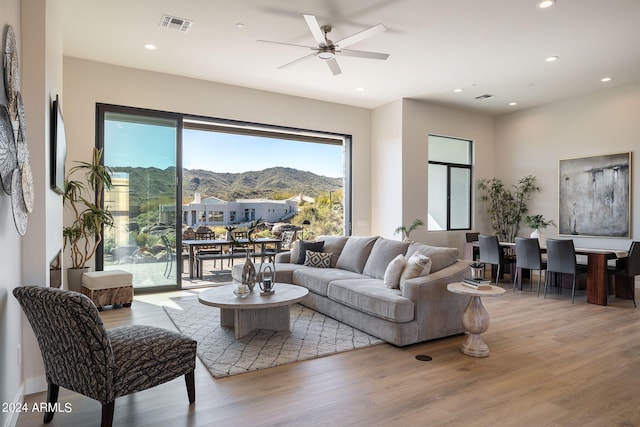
[{"x1": 112, "y1": 166, "x2": 343, "y2": 207}]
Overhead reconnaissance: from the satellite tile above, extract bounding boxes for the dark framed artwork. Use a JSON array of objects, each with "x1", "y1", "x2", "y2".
[
  {"x1": 50, "y1": 94, "x2": 66, "y2": 194},
  {"x1": 559, "y1": 152, "x2": 631, "y2": 237}
]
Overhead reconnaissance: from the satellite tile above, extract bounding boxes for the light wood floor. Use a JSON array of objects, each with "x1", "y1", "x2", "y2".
[{"x1": 18, "y1": 281, "x2": 640, "y2": 427}]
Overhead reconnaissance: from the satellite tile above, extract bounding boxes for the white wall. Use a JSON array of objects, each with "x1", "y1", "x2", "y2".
[
  {"x1": 370, "y1": 99, "x2": 403, "y2": 238},
  {"x1": 0, "y1": 1, "x2": 24, "y2": 426},
  {"x1": 494, "y1": 82, "x2": 640, "y2": 250},
  {"x1": 1, "y1": 0, "x2": 64, "y2": 424},
  {"x1": 369, "y1": 99, "x2": 495, "y2": 249},
  {"x1": 62, "y1": 57, "x2": 373, "y2": 245}
]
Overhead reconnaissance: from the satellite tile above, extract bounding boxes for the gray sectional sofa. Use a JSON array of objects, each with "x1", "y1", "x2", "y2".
[{"x1": 231, "y1": 235, "x2": 472, "y2": 346}]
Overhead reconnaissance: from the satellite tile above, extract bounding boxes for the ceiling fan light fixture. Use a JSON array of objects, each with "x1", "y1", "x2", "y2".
[
  {"x1": 318, "y1": 51, "x2": 335, "y2": 60},
  {"x1": 538, "y1": 0, "x2": 556, "y2": 9}
]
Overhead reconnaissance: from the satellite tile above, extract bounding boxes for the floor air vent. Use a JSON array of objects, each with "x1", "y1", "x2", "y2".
[{"x1": 160, "y1": 14, "x2": 193, "y2": 33}]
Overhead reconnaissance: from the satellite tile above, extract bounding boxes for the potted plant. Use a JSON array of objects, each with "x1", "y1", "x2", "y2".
[
  {"x1": 524, "y1": 214, "x2": 556, "y2": 244},
  {"x1": 476, "y1": 175, "x2": 539, "y2": 243},
  {"x1": 394, "y1": 218, "x2": 424, "y2": 241},
  {"x1": 63, "y1": 148, "x2": 115, "y2": 292}
]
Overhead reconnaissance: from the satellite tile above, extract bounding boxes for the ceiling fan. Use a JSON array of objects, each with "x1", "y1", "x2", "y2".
[{"x1": 258, "y1": 14, "x2": 389, "y2": 76}]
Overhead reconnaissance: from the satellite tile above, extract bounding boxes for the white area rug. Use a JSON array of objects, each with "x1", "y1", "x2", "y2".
[{"x1": 163, "y1": 296, "x2": 384, "y2": 378}]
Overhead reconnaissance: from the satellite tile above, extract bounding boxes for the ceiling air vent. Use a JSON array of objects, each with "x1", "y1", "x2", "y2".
[
  {"x1": 160, "y1": 14, "x2": 193, "y2": 33},
  {"x1": 475, "y1": 94, "x2": 495, "y2": 100}
]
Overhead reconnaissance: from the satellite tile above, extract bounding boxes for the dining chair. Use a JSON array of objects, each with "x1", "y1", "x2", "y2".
[
  {"x1": 161, "y1": 234, "x2": 176, "y2": 278},
  {"x1": 479, "y1": 235, "x2": 516, "y2": 285},
  {"x1": 513, "y1": 237, "x2": 546, "y2": 295},
  {"x1": 13, "y1": 286, "x2": 196, "y2": 427},
  {"x1": 465, "y1": 232, "x2": 480, "y2": 261},
  {"x1": 544, "y1": 238, "x2": 588, "y2": 303},
  {"x1": 194, "y1": 229, "x2": 222, "y2": 271},
  {"x1": 231, "y1": 230, "x2": 254, "y2": 266},
  {"x1": 607, "y1": 241, "x2": 638, "y2": 307}
]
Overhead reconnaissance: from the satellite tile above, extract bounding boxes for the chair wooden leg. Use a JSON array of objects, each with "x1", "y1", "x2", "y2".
[
  {"x1": 571, "y1": 276, "x2": 577, "y2": 304},
  {"x1": 185, "y1": 371, "x2": 196, "y2": 403},
  {"x1": 43, "y1": 383, "x2": 59, "y2": 423},
  {"x1": 101, "y1": 401, "x2": 115, "y2": 427}
]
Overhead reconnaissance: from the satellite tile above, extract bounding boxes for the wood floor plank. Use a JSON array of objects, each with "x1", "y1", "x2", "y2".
[{"x1": 17, "y1": 283, "x2": 640, "y2": 426}]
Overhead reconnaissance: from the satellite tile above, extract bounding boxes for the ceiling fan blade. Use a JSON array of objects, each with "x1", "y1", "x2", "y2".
[
  {"x1": 326, "y1": 57, "x2": 342, "y2": 75},
  {"x1": 339, "y1": 48, "x2": 389, "y2": 60},
  {"x1": 277, "y1": 52, "x2": 319, "y2": 70},
  {"x1": 257, "y1": 39, "x2": 316, "y2": 50},
  {"x1": 303, "y1": 14, "x2": 328, "y2": 46},
  {"x1": 335, "y1": 23, "x2": 387, "y2": 49}
]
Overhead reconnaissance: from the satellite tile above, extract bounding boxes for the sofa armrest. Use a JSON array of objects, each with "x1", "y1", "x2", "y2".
[
  {"x1": 400, "y1": 260, "x2": 472, "y2": 340},
  {"x1": 275, "y1": 251, "x2": 292, "y2": 263},
  {"x1": 401, "y1": 259, "x2": 472, "y2": 299}
]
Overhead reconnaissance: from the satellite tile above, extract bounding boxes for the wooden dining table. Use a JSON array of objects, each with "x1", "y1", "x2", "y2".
[
  {"x1": 464, "y1": 241, "x2": 628, "y2": 306},
  {"x1": 182, "y1": 237, "x2": 282, "y2": 279}
]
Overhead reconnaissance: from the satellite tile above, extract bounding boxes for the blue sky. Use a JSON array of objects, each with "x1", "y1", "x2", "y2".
[{"x1": 104, "y1": 120, "x2": 344, "y2": 178}]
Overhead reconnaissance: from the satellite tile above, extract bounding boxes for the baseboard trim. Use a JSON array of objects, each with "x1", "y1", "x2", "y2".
[
  {"x1": 24, "y1": 375, "x2": 46, "y2": 395},
  {"x1": 3, "y1": 385, "x2": 24, "y2": 427}
]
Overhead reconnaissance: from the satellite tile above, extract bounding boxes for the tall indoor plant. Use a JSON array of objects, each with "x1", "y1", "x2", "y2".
[
  {"x1": 476, "y1": 175, "x2": 539, "y2": 243},
  {"x1": 63, "y1": 148, "x2": 114, "y2": 291}
]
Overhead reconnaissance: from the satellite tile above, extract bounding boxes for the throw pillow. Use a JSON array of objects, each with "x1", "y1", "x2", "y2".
[
  {"x1": 303, "y1": 250, "x2": 332, "y2": 268},
  {"x1": 400, "y1": 254, "x2": 432, "y2": 285},
  {"x1": 383, "y1": 254, "x2": 406, "y2": 289},
  {"x1": 296, "y1": 240, "x2": 324, "y2": 264}
]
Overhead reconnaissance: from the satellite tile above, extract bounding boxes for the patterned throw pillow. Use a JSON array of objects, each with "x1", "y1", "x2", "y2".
[
  {"x1": 296, "y1": 241, "x2": 325, "y2": 264},
  {"x1": 303, "y1": 250, "x2": 332, "y2": 268}
]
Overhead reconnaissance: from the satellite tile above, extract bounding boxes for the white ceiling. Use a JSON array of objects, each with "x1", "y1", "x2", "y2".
[{"x1": 61, "y1": 0, "x2": 640, "y2": 115}]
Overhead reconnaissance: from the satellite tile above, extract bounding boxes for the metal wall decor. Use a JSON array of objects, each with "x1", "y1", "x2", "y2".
[{"x1": 2, "y1": 24, "x2": 33, "y2": 235}]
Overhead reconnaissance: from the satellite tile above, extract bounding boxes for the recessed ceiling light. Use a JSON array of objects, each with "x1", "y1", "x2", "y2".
[
  {"x1": 143, "y1": 44, "x2": 157, "y2": 50},
  {"x1": 236, "y1": 23, "x2": 245, "y2": 28},
  {"x1": 601, "y1": 77, "x2": 612, "y2": 82},
  {"x1": 509, "y1": 102, "x2": 518, "y2": 106},
  {"x1": 356, "y1": 87, "x2": 365, "y2": 92},
  {"x1": 546, "y1": 56, "x2": 559, "y2": 62},
  {"x1": 538, "y1": 0, "x2": 556, "y2": 9},
  {"x1": 453, "y1": 88, "x2": 463, "y2": 93}
]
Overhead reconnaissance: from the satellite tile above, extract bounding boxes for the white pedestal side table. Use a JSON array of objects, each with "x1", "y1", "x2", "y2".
[{"x1": 447, "y1": 282, "x2": 505, "y2": 357}]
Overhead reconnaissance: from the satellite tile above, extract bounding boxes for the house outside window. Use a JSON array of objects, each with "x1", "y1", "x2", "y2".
[{"x1": 428, "y1": 135, "x2": 472, "y2": 231}]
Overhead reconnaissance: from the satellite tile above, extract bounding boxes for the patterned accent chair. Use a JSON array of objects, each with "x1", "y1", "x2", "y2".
[{"x1": 13, "y1": 286, "x2": 197, "y2": 427}]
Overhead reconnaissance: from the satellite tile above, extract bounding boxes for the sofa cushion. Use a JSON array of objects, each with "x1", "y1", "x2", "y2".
[
  {"x1": 327, "y1": 279, "x2": 415, "y2": 323},
  {"x1": 293, "y1": 268, "x2": 367, "y2": 297},
  {"x1": 363, "y1": 238, "x2": 410, "y2": 279},
  {"x1": 303, "y1": 250, "x2": 332, "y2": 268},
  {"x1": 317, "y1": 235, "x2": 349, "y2": 267},
  {"x1": 406, "y1": 243, "x2": 459, "y2": 273},
  {"x1": 384, "y1": 254, "x2": 406, "y2": 289},
  {"x1": 295, "y1": 241, "x2": 324, "y2": 264},
  {"x1": 335, "y1": 236, "x2": 379, "y2": 274}
]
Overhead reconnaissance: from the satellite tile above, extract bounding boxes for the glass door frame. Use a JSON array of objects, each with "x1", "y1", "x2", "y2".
[{"x1": 96, "y1": 103, "x2": 183, "y2": 293}]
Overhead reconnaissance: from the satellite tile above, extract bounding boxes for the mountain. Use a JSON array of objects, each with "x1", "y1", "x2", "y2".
[{"x1": 111, "y1": 166, "x2": 342, "y2": 207}]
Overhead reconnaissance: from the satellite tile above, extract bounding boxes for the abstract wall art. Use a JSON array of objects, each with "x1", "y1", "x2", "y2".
[{"x1": 559, "y1": 152, "x2": 631, "y2": 237}]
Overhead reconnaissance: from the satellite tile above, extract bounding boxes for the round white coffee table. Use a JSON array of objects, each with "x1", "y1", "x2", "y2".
[
  {"x1": 447, "y1": 282, "x2": 505, "y2": 357},
  {"x1": 198, "y1": 283, "x2": 309, "y2": 339}
]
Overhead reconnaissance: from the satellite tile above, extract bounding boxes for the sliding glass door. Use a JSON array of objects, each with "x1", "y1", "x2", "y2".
[{"x1": 97, "y1": 105, "x2": 181, "y2": 292}]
